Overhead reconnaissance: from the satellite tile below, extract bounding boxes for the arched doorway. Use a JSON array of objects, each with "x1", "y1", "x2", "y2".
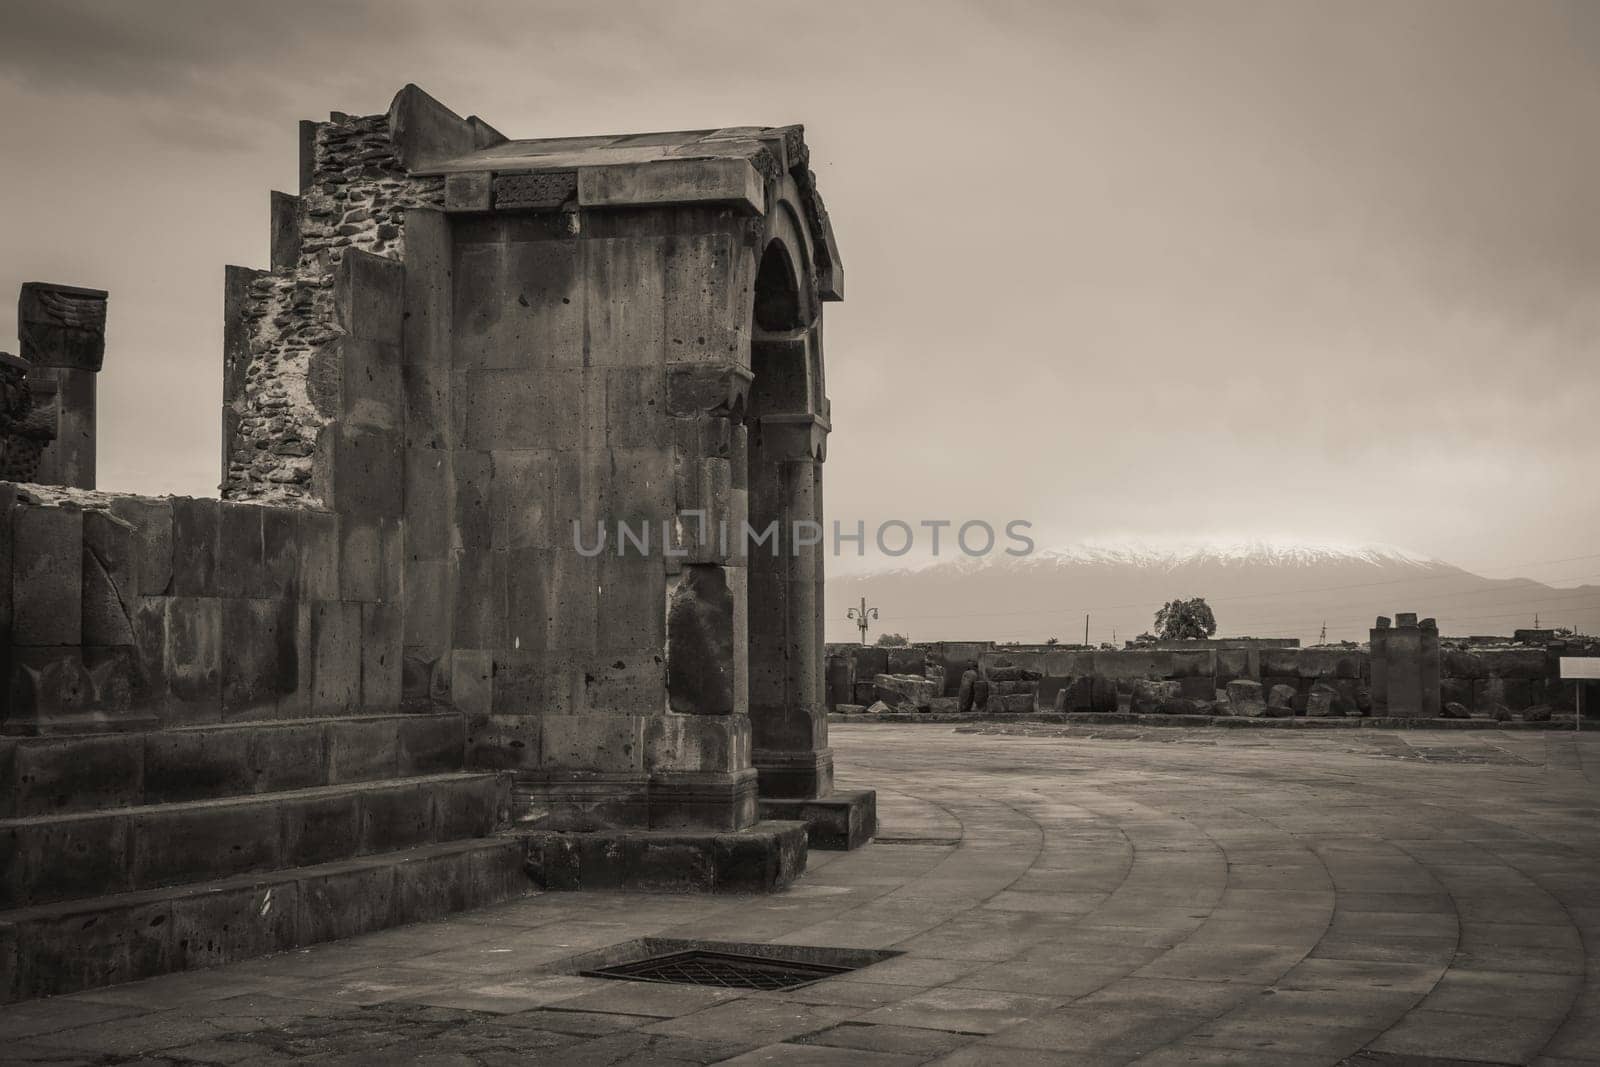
[{"x1": 745, "y1": 239, "x2": 832, "y2": 798}]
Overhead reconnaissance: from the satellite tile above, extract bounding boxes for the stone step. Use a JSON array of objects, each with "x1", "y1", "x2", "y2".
[
  {"x1": 0, "y1": 711, "x2": 466, "y2": 818},
  {"x1": 0, "y1": 836, "x2": 533, "y2": 1003},
  {"x1": 0, "y1": 771, "x2": 512, "y2": 909}
]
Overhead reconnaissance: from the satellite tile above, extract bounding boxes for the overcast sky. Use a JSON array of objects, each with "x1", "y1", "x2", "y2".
[{"x1": 2, "y1": 0, "x2": 1596, "y2": 587}]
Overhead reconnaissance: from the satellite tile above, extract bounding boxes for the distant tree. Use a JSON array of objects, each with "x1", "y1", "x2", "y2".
[
  {"x1": 1045, "y1": 636, "x2": 1060, "y2": 646},
  {"x1": 1154, "y1": 598, "x2": 1217, "y2": 640},
  {"x1": 874, "y1": 632, "x2": 910, "y2": 647}
]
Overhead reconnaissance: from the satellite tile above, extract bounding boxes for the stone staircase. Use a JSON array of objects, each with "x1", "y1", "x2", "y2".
[{"x1": 0, "y1": 710, "x2": 529, "y2": 1003}]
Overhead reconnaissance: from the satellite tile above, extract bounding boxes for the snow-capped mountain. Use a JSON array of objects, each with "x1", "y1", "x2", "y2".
[{"x1": 824, "y1": 539, "x2": 1598, "y2": 645}]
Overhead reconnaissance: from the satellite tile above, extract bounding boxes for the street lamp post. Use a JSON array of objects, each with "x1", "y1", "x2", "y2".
[{"x1": 847, "y1": 597, "x2": 879, "y2": 645}]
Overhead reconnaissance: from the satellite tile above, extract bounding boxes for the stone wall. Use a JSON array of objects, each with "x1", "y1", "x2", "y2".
[
  {"x1": 824, "y1": 638, "x2": 1595, "y2": 717},
  {"x1": 1, "y1": 484, "x2": 397, "y2": 735},
  {"x1": 223, "y1": 111, "x2": 444, "y2": 502}
]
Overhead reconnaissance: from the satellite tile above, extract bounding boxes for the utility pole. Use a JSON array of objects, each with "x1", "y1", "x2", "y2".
[
  {"x1": 846, "y1": 596, "x2": 879, "y2": 645},
  {"x1": 1084, "y1": 614, "x2": 1090, "y2": 647},
  {"x1": 1320, "y1": 621, "x2": 1327, "y2": 643}
]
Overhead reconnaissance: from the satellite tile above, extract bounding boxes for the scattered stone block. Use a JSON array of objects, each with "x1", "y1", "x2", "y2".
[
  {"x1": 1226, "y1": 679, "x2": 1267, "y2": 718},
  {"x1": 874, "y1": 673, "x2": 936, "y2": 710}
]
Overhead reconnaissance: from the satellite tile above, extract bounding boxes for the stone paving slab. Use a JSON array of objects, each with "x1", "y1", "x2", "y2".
[{"x1": 2, "y1": 723, "x2": 1598, "y2": 1065}]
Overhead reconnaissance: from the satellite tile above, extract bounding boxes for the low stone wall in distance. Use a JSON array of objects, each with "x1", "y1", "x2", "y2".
[{"x1": 825, "y1": 638, "x2": 1596, "y2": 720}]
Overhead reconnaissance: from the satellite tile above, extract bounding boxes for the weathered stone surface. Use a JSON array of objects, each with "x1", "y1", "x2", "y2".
[
  {"x1": 12, "y1": 505, "x2": 82, "y2": 646},
  {"x1": 1441, "y1": 701, "x2": 1472, "y2": 719},
  {"x1": 1131, "y1": 679, "x2": 1181, "y2": 714},
  {"x1": 1225, "y1": 679, "x2": 1267, "y2": 718},
  {"x1": 666, "y1": 564, "x2": 735, "y2": 716},
  {"x1": 1306, "y1": 682, "x2": 1345, "y2": 718},
  {"x1": 1267, "y1": 683, "x2": 1298, "y2": 709},
  {"x1": 874, "y1": 673, "x2": 936, "y2": 711}
]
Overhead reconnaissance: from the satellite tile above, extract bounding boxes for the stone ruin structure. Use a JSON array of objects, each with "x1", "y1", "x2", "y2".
[
  {"x1": 0, "y1": 85, "x2": 873, "y2": 1003},
  {"x1": 828, "y1": 627, "x2": 1587, "y2": 723},
  {"x1": 1370, "y1": 612, "x2": 1441, "y2": 718}
]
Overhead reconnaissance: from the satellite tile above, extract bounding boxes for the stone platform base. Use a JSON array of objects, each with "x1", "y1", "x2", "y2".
[
  {"x1": 758, "y1": 790, "x2": 877, "y2": 851},
  {"x1": 519, "y1": 820, "x2": 808, "y2": 894},
  {"x1": 0, "y1": 838, "x2": 531, "y2": 1004}
]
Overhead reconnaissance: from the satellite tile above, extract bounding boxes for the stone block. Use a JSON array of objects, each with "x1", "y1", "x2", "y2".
[
  {"x1": 1215, "y1": 648, "x2": 1251, "y2": 685},
  {"x1": 130, "y1": 804, "x2": 282, "y2": 889},
  {"x1": 873, "y1": 673, "x2": 936, "y2": 710},
  {"x1": 666, "y1": 564, "x2": 735, "y2": 715},
  {"x1": 398, "y1": 714, "x2": 464, "y2": 775},
  {"x1": 270, "y1": 189, "x2": 302, "y2": 271},
  {"x1": 335, "y1": 249, "x2": 404, "y2": 345},
  {"x1": 644, "y1": 714, "x2": 750, "y2": 775},
  {"x1": 1226, "y1": 679, "x2": 1267, "y2": 718},
  {"x1": 586, "y1": 649, "x2": 669, "y2": 716},
  {"x1": 296, "y1": 510, "x2": 339, "y2": 600},
  {"x1": 361, "y1": 602, "x2": 403, "y2": 707},
  {"x1": 14, "y1": 895, "x2": 173, "y2": 999},
  {"x1": 451, "y1": 551, "x2": 501, "y2": 651},
  {"x1": 252, "y1": 720, "x2": 325, "y2": 793},
  {"x1": 435, "y1": 774, "x2": 508, "y2": 839},
  {"x1": 281, "y1": 793, "x2": 361, "y2": 867},
  {"x1": 886, "y1": 648, "x2": 927, "y2": 675},
  {"x1": 297, "y1": 861, "x2": 396, "y2": 945},
  {"x1": 220, "y1": 597, "x2": 296, "y2": 718},
  {"x1": 403, "y1": 559, "x2": 452, "y2": 659},
  {"x1": 12, "y1": 506, "x2": 82, "y2": 646},
  {"x1": 1267, "y1": 683, "x2": 1298, "y2": 709},
  {"x1": 578, "y1": 158, "x2": 764, "y2": 214},
  {"x1": 3, "y1": 811, "x2": 130, "y2": 906},
  {"x1": 80, "y1": 538, "x2": 134, "y2": 648},
  {"x1": 260, "y1": 507, "x2": 299, "y2": 599},
  {"x1": 13, "y1": 734, "x2": 142, "y2": 816},
  {"x1": 391, "y1": 848, "x2": 470, "y2": 925},
  {"x1": 757, "y1": 791, "x2": 876, "y2": 851},
  {"x1": 310, "y1": 601, "x2": 361, "y2": 711},
  {"x1": 852, "y1": 681, "x2": 877, "y2": 706},
  {"x1": 216, "y1": 502, "x2": 265, "y2": 599},
  {"x1": 81, "y1": 509, "x2": 138, "y2": 613},
  {"x1": 359, "y1": 781, "x2": 436, "y2": 852},
  {"x1": 853, "y1": 647, "x2": 889, "y2": 679},
  {"x1": 598, "y1": 552, "x2": 666, "y2": 652},
  {"x1": 541, "y1": 714, "x2": 643, "y2": 773},
  {"x1": 451, "y1": 648, "x2": 493, "y2": 717},
  {"x1": 106, "y1": 497, "x2": 174, "y2": 596},
  {"x1": 1131, "y1": 679, "x2": 1182, "y2": 714},
  {"x1": 1166, "y1": 650, "x2": 1213, "y2": 678},
  {"x1": 330, "y1": 432, "x2": 403, "y2": 530},
  {"x1": 444, "y1": 170, "x2": 493, "y2": 212},
  {"x1": 169, "y1": 497, "x2": 219, "y2": 598},
  {"x1": 465, "y1": 713, "x2": 541, "y2": 772},
  {"x1": 1477, "y1": 648, "x2": 1548, "y2": 679},
  {"x1": 1092, "y1": 650, "x2": 1173, "y2": 681},
  {"x1": 327, "y1": 717, "x2": 399, "y2": 782},
  {"x1": 1296, "y1": 647, "x2": 1366, "y2": 680},
  {"x1": 18, "y1": 282, "x2": 107, "y2": 371},
  {"x1": 172, "y1": 880, "x2": 300, "y2": 972},
  {"x1": 165, "y1": 597, "x2": 223, "y2": 722},
  {"x1": 141, "y1": 727, "x2": 254, "y2": 805}
]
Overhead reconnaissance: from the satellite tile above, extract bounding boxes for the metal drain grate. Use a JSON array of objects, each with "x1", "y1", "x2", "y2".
[{"x1": 581, "y1": 950, "x2": 851, "y2": 991}]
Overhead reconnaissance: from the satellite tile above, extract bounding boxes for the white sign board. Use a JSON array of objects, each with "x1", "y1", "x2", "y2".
[{"x1": 1560, "y1": 658, "x2": 1600, "y2": 680}]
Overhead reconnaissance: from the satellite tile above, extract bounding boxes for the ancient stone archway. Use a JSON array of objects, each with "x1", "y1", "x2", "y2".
[{"x1": 747, "y1": 234, "x2": 830, "y2": 800}]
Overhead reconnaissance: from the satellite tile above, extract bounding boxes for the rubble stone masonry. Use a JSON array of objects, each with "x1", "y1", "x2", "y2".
[{"x1": 224, "y1": 113, "x2": 443, "y2": 502}]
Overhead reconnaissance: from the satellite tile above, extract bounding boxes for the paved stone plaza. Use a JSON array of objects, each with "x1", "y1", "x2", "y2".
[{"x1": 2, "y1": 723, "x2": 1597, "y2": 1065}]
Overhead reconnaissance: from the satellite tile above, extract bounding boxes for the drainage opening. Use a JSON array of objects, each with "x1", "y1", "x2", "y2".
[{"x1": 583, "y1": 949, "x2": 850, "y2": 991}]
